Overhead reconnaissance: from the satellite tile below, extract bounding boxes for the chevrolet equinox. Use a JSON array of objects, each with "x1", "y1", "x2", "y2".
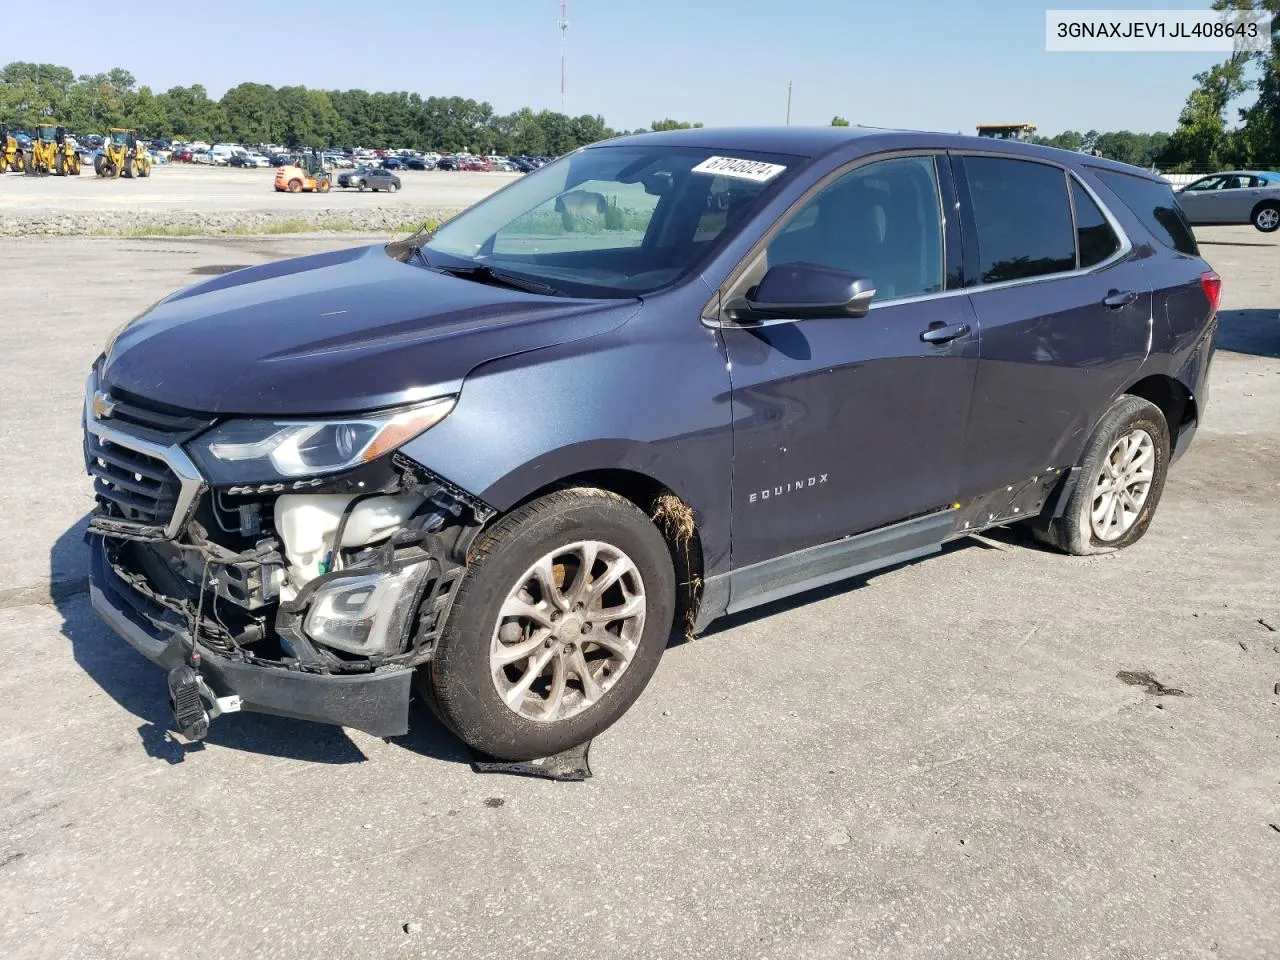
[{"x1": 83, "y1": 127, "x2": 1219, "y2": 759}]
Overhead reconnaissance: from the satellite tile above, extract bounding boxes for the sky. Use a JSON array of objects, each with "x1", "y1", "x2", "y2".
[{"x1": 8, "y1": 0, "x2": 1242, "y2": 136}]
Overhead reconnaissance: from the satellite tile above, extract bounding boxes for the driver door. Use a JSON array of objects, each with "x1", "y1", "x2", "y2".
[{"x1": 718, "y1": 153, "x2": 978, "y2": 569}]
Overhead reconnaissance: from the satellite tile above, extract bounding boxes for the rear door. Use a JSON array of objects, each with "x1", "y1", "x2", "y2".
[{"x1": 955, "y1": 153, "x2": 1150, "y2": 504}]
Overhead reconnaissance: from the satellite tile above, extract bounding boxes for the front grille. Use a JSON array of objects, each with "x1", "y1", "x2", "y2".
[
  {"x1": 102, "y1": 390, "x2": 214, "y2": 445},
  {"x1": 88, "y1": 432, "x2": 183, "y2": 527}
]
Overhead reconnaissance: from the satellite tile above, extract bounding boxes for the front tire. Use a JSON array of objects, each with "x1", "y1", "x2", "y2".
[
  {"x1": 421, "y1": 488, "x2": 676, "y2": 760},
  {"x1": 1034, "y1": 395, "x2": 1170, "y2": 555}
]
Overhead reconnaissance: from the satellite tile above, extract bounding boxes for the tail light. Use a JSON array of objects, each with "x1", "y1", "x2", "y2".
[{"x1": 1200, "y1": 270, "x2": 1221, "y2": 314}]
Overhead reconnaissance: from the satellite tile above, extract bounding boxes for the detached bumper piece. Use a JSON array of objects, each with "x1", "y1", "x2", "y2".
[{"x1": 90, "y1": 548, "x2": 414, "y2": 739}]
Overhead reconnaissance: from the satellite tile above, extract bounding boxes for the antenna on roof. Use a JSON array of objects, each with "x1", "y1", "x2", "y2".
[
  {"x1": 559, "y1": 1, "x2": 569, "y2": 111},
  {"x1": 785, "y1": 80, "x2": 792, "y2": 126}
]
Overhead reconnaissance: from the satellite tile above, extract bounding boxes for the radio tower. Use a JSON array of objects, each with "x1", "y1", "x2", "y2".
[{"x1": 558, "y1": 1, "x2": 569, "y2": 110}]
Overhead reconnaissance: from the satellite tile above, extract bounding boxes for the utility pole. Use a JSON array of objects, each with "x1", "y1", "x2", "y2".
[
  {"x1": 559, "y1": 1, "x2": 569, "y2": 111},
  {"x1": 785, "y1": 81, "x2": 792, "y2": 125}
]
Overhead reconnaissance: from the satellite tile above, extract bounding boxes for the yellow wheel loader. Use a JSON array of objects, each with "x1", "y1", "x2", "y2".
[
  {"x1": 24, "y1": 123, "x2": 59, "y2": 175},
  {"x1": 1, "y1": 128, "x2": 24, "y2": 173},
  {"x1": 96, "y1": 128, "x2": 152, "y2": 179},
  {"x1": 51, "y1": 126, "x2": 81, "y2": 176}
]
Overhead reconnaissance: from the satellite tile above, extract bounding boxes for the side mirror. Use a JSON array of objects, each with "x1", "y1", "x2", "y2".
[{"x1": 725, "y1": 263, "x2": 876, "y2": 323}]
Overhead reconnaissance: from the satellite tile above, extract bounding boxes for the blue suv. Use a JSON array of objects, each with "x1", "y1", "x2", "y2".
[{"x1": 83, "y1": 127, "x2": 1218, "y2": 759}]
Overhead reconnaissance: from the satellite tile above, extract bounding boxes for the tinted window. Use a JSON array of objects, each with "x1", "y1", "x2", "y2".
[
  {"x1": 765, "y1": 156, "x2": 943, "y2": 300},
  {"x1": 1072, "y1": 180, "x2": 1121, "y2": 268},
  {"x1": 1093, "y1": 169, "x2": 1199, "y2": 256},
  {"x1": 962, "y1": 156, "x2": 1075, "y2": 283}
]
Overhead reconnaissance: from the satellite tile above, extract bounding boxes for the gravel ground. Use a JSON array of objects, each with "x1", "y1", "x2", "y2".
[
  {"x1": 0, "y1": 227, "x2": 1277, "y2": 960},
  {"x1": 0, "y1": 164, "x2": 519, "y2": 235}
]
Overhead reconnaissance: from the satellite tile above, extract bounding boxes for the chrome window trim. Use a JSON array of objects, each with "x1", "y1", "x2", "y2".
[
  {"x1": 702, "y1": 150, "x2": 1135, "y2": 328},
  {"x1": 84, "y1": 371, "x2": 206, "y2": 540}
]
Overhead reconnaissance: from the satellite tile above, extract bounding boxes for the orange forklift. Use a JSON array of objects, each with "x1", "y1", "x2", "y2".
[{"x1": 274, "y1": 150, "x2": 331, "y2": 193}]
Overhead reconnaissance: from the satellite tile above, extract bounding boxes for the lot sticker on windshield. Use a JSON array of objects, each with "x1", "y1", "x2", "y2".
[{"x1": 691, "y1": 156, "x2": 787, "y2": 182}]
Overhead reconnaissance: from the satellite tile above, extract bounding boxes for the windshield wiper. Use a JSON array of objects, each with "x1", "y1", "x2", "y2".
[{"x1": 436, "y1": 264, "x2": 564, "y2": 297}]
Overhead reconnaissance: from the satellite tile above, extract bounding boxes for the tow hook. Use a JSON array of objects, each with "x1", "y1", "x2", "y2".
[{"x1": 166, "y1": 661, "x2": 242, "y2": 742}]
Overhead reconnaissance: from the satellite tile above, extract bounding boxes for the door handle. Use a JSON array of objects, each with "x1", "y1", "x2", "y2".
[
  {"x1": 1103, "y1": 290, "x2": 1138, "y2": 309},
  {"x1": 920, "y1": 321, "x2": 970, "y2": 344}
]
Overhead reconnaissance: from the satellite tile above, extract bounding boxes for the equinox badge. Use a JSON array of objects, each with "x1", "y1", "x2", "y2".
[{"x1": 749, "y1": 474, "x2": 828, "y2": 504}]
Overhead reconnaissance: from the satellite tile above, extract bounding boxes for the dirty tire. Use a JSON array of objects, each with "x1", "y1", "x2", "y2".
[
  {"x1": 1034, "y1": 395, "x2": 1170, "y2": 556},
  {"x1": 1253, "y1": 202, "x2": 1280, "y2": 233},
  {"x1": 420, "y1": 488, "x2": 676, "y2": 761},
  {"x1": 287, "y1": 178, "x2": 302, "y2": 193}
]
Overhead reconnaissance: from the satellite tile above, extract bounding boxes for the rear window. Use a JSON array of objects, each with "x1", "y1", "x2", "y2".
[
  {"x1": 1071, "y1": 180, "x2": 1121, "y2": 268},
  {"x1": 961, "y1": 156, "x2": 1076, "y2": 284},
  {"x1": 1092, "y1": 169, "x2": 1199, "y2": 256}
]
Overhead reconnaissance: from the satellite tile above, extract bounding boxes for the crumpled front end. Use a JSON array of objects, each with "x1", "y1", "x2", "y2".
[{"x1": 82, "y1": 364, "x2": 490, "y2": 740}]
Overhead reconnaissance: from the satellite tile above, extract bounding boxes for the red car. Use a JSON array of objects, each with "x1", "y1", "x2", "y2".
[
  {"x1": 172, "y1": 148, "x2": 193, "y2": 163},
  {"x1": 459, "y1": 157, "x2": 491, "y2": 172}
]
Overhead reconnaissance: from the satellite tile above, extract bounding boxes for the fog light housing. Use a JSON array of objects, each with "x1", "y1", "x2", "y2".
[{"x1": 303, "y1": 559, "x2": 432, "y2": 656}]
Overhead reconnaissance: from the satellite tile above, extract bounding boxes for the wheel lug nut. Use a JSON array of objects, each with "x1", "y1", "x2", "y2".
[
  {"x1": 550, "y1": 612, "x2": 560, "y2": 622},
  {"x1": 581, "y1": 623, "x2": 592, "y2": 634}
]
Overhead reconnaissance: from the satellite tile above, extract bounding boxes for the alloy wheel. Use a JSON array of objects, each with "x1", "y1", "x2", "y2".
[
  {"x1": 1256, "y1": 207, "x2": 1279, "y2": 231},
  {"x1": 1090, "y1": 428, "x2": 1155, "y2": 541},
  {"x1": 490, "y1": 540, "x2": 646, "y2": 723}
]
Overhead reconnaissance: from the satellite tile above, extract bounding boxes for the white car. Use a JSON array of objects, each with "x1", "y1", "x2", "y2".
[{"x1": 243, "y1": 153, "x2": 270, "y2": 168}]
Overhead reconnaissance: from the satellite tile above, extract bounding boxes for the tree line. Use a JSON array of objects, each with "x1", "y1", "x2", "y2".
[
  {"x1": 0, "y1": 62, "x2": 703, "y2": 154},
  {"x1": 1156, "y1": 0, "x2": 1280, "y2": 171}
]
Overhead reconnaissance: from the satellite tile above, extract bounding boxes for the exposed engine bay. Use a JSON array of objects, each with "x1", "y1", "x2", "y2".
[{"x1": 90, "y1": 450, "x2": 492, "y2": 679}]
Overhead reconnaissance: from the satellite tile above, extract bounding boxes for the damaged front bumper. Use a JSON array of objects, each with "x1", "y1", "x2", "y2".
[
  {"x1": 82, "y1": 368, "x2": 491, "y2": 742},
  {"x1": 90, "y1": 545, "x2": 417, "y2": 738}
]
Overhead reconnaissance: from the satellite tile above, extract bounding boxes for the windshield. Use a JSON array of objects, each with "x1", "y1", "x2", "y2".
[
  {"x1": 421, "y1": 144, "x2": 801, "y2": 297},
  {"x1": 111, "y1": 131, "x2": 130, "y2": 146},
  {"x1": 37, "y1": 125, "x2": 57, "y2": 141}
]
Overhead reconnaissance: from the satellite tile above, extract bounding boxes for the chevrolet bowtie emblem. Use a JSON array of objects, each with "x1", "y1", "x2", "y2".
[{"x1": 92, "y1": 391, "x2": 117, "y2": 420}]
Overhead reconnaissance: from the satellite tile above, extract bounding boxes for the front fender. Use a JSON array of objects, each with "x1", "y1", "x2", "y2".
[{"x1": 398, "y1": 313, "x2": 735, "y2": 575}]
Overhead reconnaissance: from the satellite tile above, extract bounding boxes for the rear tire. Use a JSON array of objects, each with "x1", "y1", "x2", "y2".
[
  {"x1": 287, "y1": 179, "x2": 302, "y2": 193},
  {"x1": 1253, "y1": 202, "x2": 1280, "y2": 233},
  {"x1": 1033, "y1": 395, "x2": 1170, "y2": 556},
  {"x1": 420, "y1": 488, "x2": 676, "y2": 760}
]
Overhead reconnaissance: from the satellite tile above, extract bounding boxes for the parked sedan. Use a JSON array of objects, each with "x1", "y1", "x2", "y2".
[
  {"x1": 1175, "y1": 170, "x2": 1280, "y2": 232},
  {"x1": 337, "y1": 166, "x2": 402, "y2": 192},
  {"x1": 404, "y1": 157, "x2": 432, "y2": 171},
  {"x1": 380, "y1": 156, "x2": 405, "y2": 170}
]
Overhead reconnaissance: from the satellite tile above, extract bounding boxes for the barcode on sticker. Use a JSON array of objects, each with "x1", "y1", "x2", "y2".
[{"x1": 691, "y1": 156, "x2": 787, "y2": 182}]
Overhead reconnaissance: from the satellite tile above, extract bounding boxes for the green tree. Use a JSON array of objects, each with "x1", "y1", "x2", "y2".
[
  {"x1": 220, "y1": 82, "x2": 281, "y2": 143},
  {"x1": 831, "y1": 115, "x2": 850, "y2": 126}
]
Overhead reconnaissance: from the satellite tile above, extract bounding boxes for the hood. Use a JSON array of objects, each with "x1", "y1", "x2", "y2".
[{"x1": 102, "y1": 244, "x2": 638, "y2": 415}]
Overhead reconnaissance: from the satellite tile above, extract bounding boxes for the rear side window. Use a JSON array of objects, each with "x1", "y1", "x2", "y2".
[
  {"x1": 1072, "y1": 180, "x2": 1121, "y2": 268},
  {"x1": 1092, "y1": 169, "x2": 1199, "y2": 256},
  {"x1": 961, "y1": 156, "x2": 1076, "y2": 283}
]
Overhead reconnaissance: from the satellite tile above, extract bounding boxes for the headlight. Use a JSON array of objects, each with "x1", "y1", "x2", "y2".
[
  {"x1": 303, "y1": 559, "x2": 432, "y2": 656},
  {"x1": 187, "y1": 396, "x2": 455, "y2": 485}
]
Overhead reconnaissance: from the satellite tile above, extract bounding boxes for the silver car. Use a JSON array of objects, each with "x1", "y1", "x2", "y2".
[{"x1": 1175, "y1": 170, "x2": 1280, "y2": 233}]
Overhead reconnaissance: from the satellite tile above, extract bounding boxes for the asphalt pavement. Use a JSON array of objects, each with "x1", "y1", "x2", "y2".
[{"x1": 1, "y1": 228, "x2": 1278, "y2": 960}]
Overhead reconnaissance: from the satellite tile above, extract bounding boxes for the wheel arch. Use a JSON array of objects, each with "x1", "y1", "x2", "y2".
[
  {"x1": 484, "y1": 464, "x2": 708, "y2": 642},
  {"x1": 1250, "y1": 197, "x2": 1280, "y2": 225},
  {"x1": 1122, "y1": 373, "x2": 1194, "y2": 452}
]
